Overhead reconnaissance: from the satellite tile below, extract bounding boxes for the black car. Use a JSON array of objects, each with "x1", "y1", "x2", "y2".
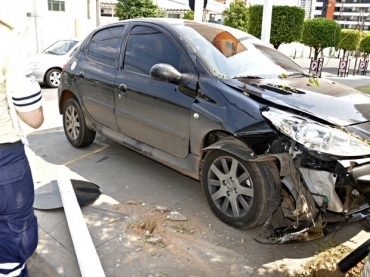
[{"x1": 58, "y1": 18, "x2": 370, "y2": 243}]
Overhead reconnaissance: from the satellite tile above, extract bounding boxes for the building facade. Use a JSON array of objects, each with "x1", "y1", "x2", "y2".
[{"x1": 313, "y1": 0, "x2": 370, "y2": 30}]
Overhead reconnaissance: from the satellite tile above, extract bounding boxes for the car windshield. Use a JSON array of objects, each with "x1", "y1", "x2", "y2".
[
  {"x1": 175, "y1": 23, "x2": 306, "y2": 79},
  {"x1": 42, "y1": 40, "x2": 78, "y2": 55}
]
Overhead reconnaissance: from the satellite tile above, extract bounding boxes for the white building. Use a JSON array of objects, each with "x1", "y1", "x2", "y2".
[
  {"x1": 296, "y1": 0, "x2": 313, "y2": 19},
  {"x1": 0, "y1": 0, "x2": 229, "y2": 54}
]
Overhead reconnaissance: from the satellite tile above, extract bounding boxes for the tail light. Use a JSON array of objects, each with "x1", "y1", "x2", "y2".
[{"x1": 62, "y1": 63, "x2": 68, "y2": 72}]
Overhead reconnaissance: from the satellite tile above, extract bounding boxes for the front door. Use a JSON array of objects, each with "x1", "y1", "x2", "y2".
[{"x1": 114, "y1": 25, "x2": 195, "y2": 158}]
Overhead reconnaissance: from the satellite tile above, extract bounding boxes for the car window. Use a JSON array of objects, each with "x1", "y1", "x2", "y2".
[
  {"x1": 175, "y1": 23, "x2": 305, "y2": 79},
  {"x1": 42, "y1": 40, "x2": 78, "y2": 55},
  {"x1": 87, "y1": 26, "x2": 124, "y2": 67},
  {"x1": 124, "y1": 26, "x2": 190, "y2": 75}
]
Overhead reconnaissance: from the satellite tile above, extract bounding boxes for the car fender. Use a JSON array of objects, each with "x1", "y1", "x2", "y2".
[{"x1": 202, "y1": 136, "x2": 255, "y2": 161}]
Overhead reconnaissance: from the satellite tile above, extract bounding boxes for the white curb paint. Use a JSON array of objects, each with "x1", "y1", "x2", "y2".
[{"x1": 57, "y1": 169, "x2": 105, "y2": 277}]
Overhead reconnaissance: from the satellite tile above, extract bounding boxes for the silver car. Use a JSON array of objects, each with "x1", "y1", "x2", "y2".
[{"x1": 29, "y1": 39, "x2": 79, "y2": 88}]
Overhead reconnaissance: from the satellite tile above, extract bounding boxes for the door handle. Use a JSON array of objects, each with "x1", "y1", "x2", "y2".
[
  {"x1": 78, "y1": 71, "x2": 84, "y2": 79},
  {"x1": 118, "y1": 83, "x2": 127, "y2": 94}
]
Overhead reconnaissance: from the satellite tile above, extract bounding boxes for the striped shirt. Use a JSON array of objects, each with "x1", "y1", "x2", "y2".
[{"x1": 0, "y1": 19, "x2": 43, "y2": 144}]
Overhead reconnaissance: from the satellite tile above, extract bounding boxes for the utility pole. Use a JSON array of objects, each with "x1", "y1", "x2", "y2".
[
  {"x1": 96, "y1": 0, "x2": 100, "y2": 27},
  {"x1": 261, "y1": 0, "x2": 272, "y2": 44},
  {"x1": 194, "y1": 0, "x2": 203, "y2": 22}
]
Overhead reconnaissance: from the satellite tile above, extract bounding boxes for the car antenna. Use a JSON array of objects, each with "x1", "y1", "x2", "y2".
[{"x1": 121, "y1": 0, "x2": 134, "y2": 19}]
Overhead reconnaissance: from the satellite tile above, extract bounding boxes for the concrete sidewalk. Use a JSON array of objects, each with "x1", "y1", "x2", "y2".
[
  {"x1": 24, "y1": 59, "x2": 370, "y2": 277},
  {"x1": 293, "y1": 57, "x2": 370, "y2": 88}
]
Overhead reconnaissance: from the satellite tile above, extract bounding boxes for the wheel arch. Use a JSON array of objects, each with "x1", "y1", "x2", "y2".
[
  {"x1": 200, "y1": 131, "x2": 256, "y2": 174},
  {"x1": 59, "y1": 90, "x2": 77, "y2": 114}
]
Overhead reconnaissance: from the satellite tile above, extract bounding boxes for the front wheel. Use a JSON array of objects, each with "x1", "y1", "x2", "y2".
[
  {"x1": 201, "y1": 150, "x2": 281, "y2": 229},
  {"x1": 45, "y1": 69, "x2": 61, "y2": 88},
  {"x1": 63, "y1": 98, "x2": 96, "y2": 148}
]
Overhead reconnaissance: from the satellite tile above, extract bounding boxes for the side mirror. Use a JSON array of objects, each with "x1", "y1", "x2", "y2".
[{"x1": 150, "y1": 63, "x2": 190, "y2": 86}]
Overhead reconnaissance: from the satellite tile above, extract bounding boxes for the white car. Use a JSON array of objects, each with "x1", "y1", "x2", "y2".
[{"x1": 29, "y1": 39, "x2": 79, "y2": 88}]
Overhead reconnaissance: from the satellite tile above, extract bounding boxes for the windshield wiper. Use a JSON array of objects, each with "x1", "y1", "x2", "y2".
[
  {"x1": 287, "y1": 72, "x2": 311, "y2": 77},
  {"x1": 231, "y1": 75, "x2": 263, "y2": 79},
  {"x1": 46, "y1": 51, "x2": 58, "y2": 55}
]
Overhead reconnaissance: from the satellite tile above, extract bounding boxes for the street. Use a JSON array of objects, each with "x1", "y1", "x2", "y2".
[{"x1": 25, "y1": 74, "x2": 368, "y2": 276}]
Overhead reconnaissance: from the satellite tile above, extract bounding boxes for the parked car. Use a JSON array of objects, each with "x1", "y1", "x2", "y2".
[
  {"x1": 58, "y1": 19, "x2": 370, "y2": 243},
  {"x1": 29, "y1": 39, "x2": 79, "y2": 88}
]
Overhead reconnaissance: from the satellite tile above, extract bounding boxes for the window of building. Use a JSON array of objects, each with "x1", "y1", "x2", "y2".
[
  {"x1": 48, "y1": 0, "x2": 65, "y2": 11},
  {"x1": 167, "y1": 14, "x2": 180, "y2": 18},
  {"x1": 87, "y1": 26, "x2": 125, "y2": 67}
]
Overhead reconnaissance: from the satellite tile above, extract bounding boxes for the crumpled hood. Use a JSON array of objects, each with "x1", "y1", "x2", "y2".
[{"x1": 220, "y1": 76, "x2": 370, "y2": 126}]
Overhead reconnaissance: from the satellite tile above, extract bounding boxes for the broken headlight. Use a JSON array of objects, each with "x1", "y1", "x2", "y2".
[{"x1": 262, "y1": 108, "x2": 370, "y2": 157}]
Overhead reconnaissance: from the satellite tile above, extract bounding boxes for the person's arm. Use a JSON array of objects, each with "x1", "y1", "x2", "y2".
[{"x1": 17, "y1": 106, "x2": 44, "y2": 129}]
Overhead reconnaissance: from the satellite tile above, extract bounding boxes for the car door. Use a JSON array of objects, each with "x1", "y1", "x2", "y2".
[
  {"x1": 114, "y1": 24, "x2": 195, "y2": 158},
  {"x1": 74, "y1": 25, "x2": 125, "y2": 131}
]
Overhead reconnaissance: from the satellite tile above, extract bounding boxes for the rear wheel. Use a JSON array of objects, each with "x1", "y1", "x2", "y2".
[
  {"x1": 63, "y1": 98, "x2": 96, "y2": 148},
  {"x1": 45, "y1": 68, "x2": 61, "y2": 88},
  {"x1": 201, "y1": 150, "x2": 281, "y2": 229}
]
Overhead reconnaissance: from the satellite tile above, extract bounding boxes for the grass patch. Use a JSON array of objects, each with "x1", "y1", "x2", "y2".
[
  {"x1": 355, "y1": 84, "x2": 370, "y2": 94},
  {"x1": 296, "y1": 238, "x2": 365, "y2": 277}
]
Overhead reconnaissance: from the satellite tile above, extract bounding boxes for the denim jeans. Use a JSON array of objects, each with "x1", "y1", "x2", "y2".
[{"x1": 0, "y1": 142, "x2": 38, "y2": 277}]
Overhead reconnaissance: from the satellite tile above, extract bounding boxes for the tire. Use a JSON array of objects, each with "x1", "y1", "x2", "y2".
[
  {"x1": 63, "y1": 98, "x2": 96, "y2": 148},
  {"x1": 45, "y1": 69, "x2": 61, "y2": 88},
  {"x1": 201, "y1": 150, "x2": 281, "y2": 229}
]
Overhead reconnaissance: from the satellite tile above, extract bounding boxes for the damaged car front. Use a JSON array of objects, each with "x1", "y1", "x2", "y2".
[{"x1": 195, "y1": 29, "x2": 370, "y2": 243}]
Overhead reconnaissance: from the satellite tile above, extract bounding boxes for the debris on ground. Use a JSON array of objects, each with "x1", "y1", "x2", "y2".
[
  {"x1": 167, "y1": 211, "x2": 187, "y2": 221},
  {"x1": 141, "y1": 220, "x2": 157, "y2": 233},
  {"x1": 108, "y1": 218, "x2": 119, "y2": 224},
  {"x1": 146, "y1": 237, "x2": 163, "y2": 244},
  {"x1": 126, "y1": 200, "x2": 139, "y2": 205},
  {"x1": 297, "y1": 240, "x2": 365, "y2": 277},
  {"x1": 155, "y1": 205, "x2": 168, "y2": 212}
]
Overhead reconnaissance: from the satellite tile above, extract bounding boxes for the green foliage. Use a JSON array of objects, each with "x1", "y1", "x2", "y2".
[
  {"x1": 248, "y1": 5, "x2": 263, "y2": 38},
  {"x1": 360, "y1": 33, "x2": 370, "y2": 54},
  {"x1": 301, "y1": 18, "x2": 341, "y2": 59},
  {"x1": 222, "y1": 0, "x2": 249, "y2": 32},
  {"x1": 115, "y1": 0, "x2": 165, "y2": 20},
  {"x1": 248, "y1": 5, "x2": 305, "y2": 49},
  {"x1": 270, "y1": 6, "x2": 305, "y2": 49},
  {"x1": 183, "y1": 10, "x2": 194, "y2": 20},
  {"x1": 338, "y1": 29, "x2": 361, "y2": 51}
]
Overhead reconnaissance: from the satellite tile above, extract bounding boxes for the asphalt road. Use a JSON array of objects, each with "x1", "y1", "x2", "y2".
[{"x1": 24, "y1": 71, "x2": 369, "y2": 277}]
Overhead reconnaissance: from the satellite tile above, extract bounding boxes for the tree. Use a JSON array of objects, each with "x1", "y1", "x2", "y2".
[
  {"x1": 338, "y1": 29, "x2": 361, "y2": 59},
  {"x1": 301, "y1": 18, "x2": 341, "y2": 60},
  {"x1": 360, "y1": 33, "x2": 370, "y2": 58},
  {"x1": 115, "y1": 0, "x2": 165, "y2": 20},
  {"x1": 248, "y1": 5, "x2": 305, "y2": 49},
  {"x1": 183, "y1": 10, "x2": 194, "y2": 20},
  {"x1": 222, "y1": 0, "x2": 249, "y2": 32},
  {"x1": 248, "y1": 5, "x2": 263, "y2": 38}
]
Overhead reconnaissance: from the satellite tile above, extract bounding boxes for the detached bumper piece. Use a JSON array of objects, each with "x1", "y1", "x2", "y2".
[{"x1": 252, "y1": 154, "x2": 370, "y2": 244}]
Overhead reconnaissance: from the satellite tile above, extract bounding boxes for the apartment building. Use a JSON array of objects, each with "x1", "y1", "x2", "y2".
[
  {"x1": 313, "y1": 0, "x2": 370, "y2": 30},
  {"x1": 296, "y1": 0, "x2": 313, "y2": 19}
]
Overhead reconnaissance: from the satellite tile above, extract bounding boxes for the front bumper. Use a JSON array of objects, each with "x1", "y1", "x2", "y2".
[{"x1": 252, "y1": 154, "x2": 370, "y2": 244}]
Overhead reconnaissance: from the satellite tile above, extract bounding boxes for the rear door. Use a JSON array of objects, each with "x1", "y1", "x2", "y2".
[
  {"x1": 74, "y1": 25, "x2": 125, "y2": 130},
  {"x1": 114, "y1": 24, "x2": 196, "y2": 158}
]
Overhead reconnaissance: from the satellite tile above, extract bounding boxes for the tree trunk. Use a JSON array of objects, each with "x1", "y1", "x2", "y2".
[
  {"x1": 314, "y1": 47, "x2": 320, "y2": 60},
  {"x1": 342, "y1": 49, "x2": 347, "y2": 60}
]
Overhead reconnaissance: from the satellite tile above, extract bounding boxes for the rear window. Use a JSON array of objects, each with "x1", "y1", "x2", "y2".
[{"x1": 87, "y1": 26, "x2": 124, "y2": 67}]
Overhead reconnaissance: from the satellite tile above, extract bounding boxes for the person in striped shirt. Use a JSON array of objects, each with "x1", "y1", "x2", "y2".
[{"x1": 0, "y1": 16, "x2": 44, "y2": 277}]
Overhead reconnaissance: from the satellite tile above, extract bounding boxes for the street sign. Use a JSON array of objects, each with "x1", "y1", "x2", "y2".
[
  {"x1": 357, "y1": 59, "x2": 369, "y2": 75},
  {"x1": 309, "y1": 58, "x2": 324, "y2": 77},
  {"x1": 338, "y1": 59, "x2": 351, "y2": 77}
]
